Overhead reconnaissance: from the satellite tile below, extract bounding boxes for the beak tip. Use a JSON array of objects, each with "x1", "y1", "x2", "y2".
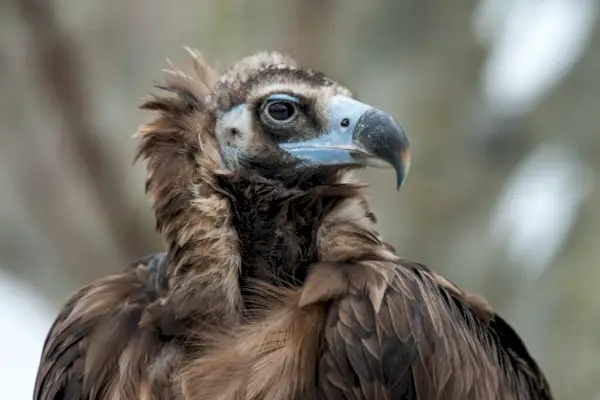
[
  {"x1": 395, "y1": 168, "x2": 407, "y2": 191},
  {"x1": 395, "y1": 149, "x2": 411, "y2": 191}
]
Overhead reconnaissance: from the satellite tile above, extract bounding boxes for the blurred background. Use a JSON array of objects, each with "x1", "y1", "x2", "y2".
[{"x1": 1, "y1": 0, "x2": 599, "y2": 398}]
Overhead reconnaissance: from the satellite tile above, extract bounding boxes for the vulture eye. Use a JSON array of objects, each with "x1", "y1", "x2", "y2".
[
  {"x1": 261, "y1": 94, "x2": 299, "y2": 126},
  {"x1": 267, "y1": 101, "x2": 296, "y2": 121}
]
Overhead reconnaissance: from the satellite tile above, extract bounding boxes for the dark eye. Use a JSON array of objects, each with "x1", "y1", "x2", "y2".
[{"x1": 265, "y1": 100, "x2": 297, "y2": 123}]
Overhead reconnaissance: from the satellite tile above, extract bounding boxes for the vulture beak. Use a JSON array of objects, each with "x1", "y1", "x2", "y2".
[{"x1": 280, "y1": 96, "x2": 410, "y2": 189}]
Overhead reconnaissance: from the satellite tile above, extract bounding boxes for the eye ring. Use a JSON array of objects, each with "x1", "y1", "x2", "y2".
[{"x1": 262, "y1": 100, "x2": 298, "y2": 125}]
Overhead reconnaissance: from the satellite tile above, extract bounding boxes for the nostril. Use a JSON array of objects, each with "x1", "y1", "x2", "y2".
[{"x1": 340, "y1": 118, "x2": 350, "y2": 127}]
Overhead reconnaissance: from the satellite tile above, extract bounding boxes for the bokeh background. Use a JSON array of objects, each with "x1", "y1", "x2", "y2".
[{"x1": 1, "y1": 0, "x2": 599, "y2": 398}]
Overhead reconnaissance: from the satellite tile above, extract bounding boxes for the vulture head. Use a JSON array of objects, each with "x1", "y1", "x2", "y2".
[
  {"x1": 138, "y1": 49, "x2": 409, "y2": 299},
  {"x1": 207, "y1": 52, "x2": 410, "y2": 190}
]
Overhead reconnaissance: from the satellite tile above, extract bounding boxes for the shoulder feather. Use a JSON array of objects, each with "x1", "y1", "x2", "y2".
[{"x1": 34, "y1": 254, "x2": 181, "y2": 400}]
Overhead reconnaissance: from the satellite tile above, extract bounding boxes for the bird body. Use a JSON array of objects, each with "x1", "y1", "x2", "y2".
[{"x1": 34, "y1": 49, "x2": 552, "y2": 400}]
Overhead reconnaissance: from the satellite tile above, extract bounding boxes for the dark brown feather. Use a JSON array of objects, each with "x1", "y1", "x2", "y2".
[
  {"x1": 314, "y1": 194, "x2": 553, "y2": 399},
  {"x1": 34, "y1": 253, "x2": 180, "y2": 400},
  {"x1": 34, "y1": 49, "x2": 244, "y2": 400},
  {"x1": 318, "y1": 258, "x2": 553, "y2": 399},
  {"x1": 180, "y1": 187, "x2": 553, "y2": 400}
]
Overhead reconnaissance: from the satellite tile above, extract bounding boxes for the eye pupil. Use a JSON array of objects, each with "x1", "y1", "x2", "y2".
[{"x1": 267, "y1": 101, "x2": 295, "y2": 121}]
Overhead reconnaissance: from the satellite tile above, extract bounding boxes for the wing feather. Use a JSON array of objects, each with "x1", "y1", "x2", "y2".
[
  {"x1": 33, "y1": 253, "x2": 179, "y2": 400},
  {"x1": 319, "y1": 259, "x2": 553, "y2": 399}
]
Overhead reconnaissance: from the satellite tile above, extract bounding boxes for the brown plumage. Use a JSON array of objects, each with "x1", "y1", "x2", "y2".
[{"x1": 34, "y1": 48, "x2": 553, "y2": 400}]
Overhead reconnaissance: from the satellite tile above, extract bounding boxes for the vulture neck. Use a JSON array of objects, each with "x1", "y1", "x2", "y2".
[{"x1": 218, "y1": 170, "x2": 362, "y2": 293}]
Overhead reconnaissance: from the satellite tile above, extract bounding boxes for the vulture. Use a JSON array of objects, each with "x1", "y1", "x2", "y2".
[{"x1": 34, "y1": 48, "x2": 553, "y2": 400}]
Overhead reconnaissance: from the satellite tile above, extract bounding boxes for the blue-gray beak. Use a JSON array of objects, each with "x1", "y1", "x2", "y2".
[{"x1": 280, "y1": 96, "x2": 410, "y2": 189}]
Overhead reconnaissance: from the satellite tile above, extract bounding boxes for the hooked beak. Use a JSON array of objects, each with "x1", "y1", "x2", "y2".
[{"x1": 280, "y1": 96, "x2": 410, "y2": 189}]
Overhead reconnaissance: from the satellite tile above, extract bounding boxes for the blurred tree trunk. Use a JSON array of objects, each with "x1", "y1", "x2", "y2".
[
  {"x1": 16, "y1": 0, "x2": 158, "y2": 266},
  {"x1": 0, "y1": 65, "x2": 120, "y2": 296}
]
